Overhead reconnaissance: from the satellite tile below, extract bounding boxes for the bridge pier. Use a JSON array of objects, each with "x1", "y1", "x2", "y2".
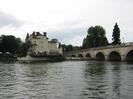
[
  {"x1": 66, "y1": 43, "x2": 133, "y2": 61},
  {"x1": 104, "y1": 55, "x2": 108, "y2": 61},
  {"x1": 121, "y1": 54, "x2": 126, "y2": 61}
]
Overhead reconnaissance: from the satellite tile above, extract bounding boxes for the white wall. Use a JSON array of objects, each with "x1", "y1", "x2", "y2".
[{"x1": 28, "y1": 35, "x2": 62, "y2": 55}]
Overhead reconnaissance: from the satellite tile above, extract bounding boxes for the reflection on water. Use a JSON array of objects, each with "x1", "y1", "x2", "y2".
[
  {"x1": 83, "y1": 61, "x2": 107, "y2": 99},
  {"x1": 0, "y1": 61, "x2": 133, "y2": 99}
]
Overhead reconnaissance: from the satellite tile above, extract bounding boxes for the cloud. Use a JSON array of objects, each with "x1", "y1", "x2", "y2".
[
  {"x1": 67, "y1": 35, "x2": 84, "y2": 46},
  {"x1": 0, "y1": 0, "x2": 132, "y2": 46},
  {"x1": 47, "y1": 27, "x2": 87, "y2": 46},
  {"x1": 0, "y1": 10, "x2": 23, "y2": 28}
]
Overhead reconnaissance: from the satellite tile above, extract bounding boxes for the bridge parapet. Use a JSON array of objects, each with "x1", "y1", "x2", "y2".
[
  {"x1": 64, "y1": 42, "x2": 133, "y2": 55},
  {"x1": 64, "y1": 42, "x2": 133, "y2": 61}
]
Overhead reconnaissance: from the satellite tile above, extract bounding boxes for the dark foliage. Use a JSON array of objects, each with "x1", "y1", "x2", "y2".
[
  {"x1": 82, "y1": 26, "x2": 108, "y2": 48},
  {"x1": 112, "y1": 23, "x2": 121, "y2": 45},
  {"x1": 61, "y1": 44, "x2": 81, "y2": 52},
  {"x1": 0, "y1": 35, "x2": 19, "y2": 54},
  {"x1": 0, "y1": 35, "x2": 31, "y2": 57}
]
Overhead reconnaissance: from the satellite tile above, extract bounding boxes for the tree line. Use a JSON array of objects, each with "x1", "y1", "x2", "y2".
[
  {"x1": 0, "y1": 35, "x2": 31, "y2": 57},
  {"x1": 62, "y1": 23, "x2": 121, "y2": 52}
]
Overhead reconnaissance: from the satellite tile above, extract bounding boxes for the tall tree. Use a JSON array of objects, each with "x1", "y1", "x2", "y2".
[
  {"x1": 112, "y1": 23, "x2": 121, "y2": 45},
  {"x1": 82, "y1": 26, "x2": 108, "y2": 48}
]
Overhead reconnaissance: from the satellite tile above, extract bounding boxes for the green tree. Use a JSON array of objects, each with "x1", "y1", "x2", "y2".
[
  {"x1": 18, "y1": 40, "x2": 32, "y2": 57},
  {"x1": 61, "y1": 44, "x2": 74, "y2": 52},
  {"x1": 82, "y1": 26, "x2": 108, "y2": 48},
  {"x1": 0, "y1": 35, "x2": 19, "y2": 54},
  {"x1": 0, "y1": 35, "x2": 33, "y2": 57},
  {"x1": 0, "y1": 35, "x2": 23, "y2": 55},
  {"x1": 112, "y1": 23, "x2": 121, "y2": 45},
  {"x1": 15, "y1": 38, "x2": 23, "y2": 56}
]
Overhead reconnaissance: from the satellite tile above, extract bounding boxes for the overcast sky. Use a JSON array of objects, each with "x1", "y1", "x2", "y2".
[{"x1": 0, "y1": 0, "x2": 132, "y2": 46}]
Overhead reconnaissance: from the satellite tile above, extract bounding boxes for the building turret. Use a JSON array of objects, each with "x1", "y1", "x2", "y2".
[{"x1": 25, "y1": 33, "x2": 29, "y2": 40}]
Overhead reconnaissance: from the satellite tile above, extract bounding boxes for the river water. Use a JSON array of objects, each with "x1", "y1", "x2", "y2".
[{"x1": 0, "y1": 61, "x2": 133, "y2": 99}]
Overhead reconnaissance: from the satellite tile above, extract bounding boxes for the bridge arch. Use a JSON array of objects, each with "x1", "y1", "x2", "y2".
[
  {"x1": 96, "y1": 52, "x2": 105, "y2": 61},
  {"x1": 71, "y1": 55, "x2": 76, "y2": 57},
  {"x1": 109, "y1": 51, "x2": 121, "y2": 61},
  {"x1": 85, "y1": 53, "x2": 91, "y2": 58},
  {"x1": 78, "y1": 54, "x2": 83, "y2": 57},
  {"x1": 126, "y1": 50, "x2": 133, "y2": 61}
]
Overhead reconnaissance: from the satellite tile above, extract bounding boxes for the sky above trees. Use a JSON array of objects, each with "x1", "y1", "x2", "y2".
[{"x1": 0, "y1": 0, "x2": 132, "y2": 46}]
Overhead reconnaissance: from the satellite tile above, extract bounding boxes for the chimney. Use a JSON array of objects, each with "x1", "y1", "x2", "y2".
[
  {"x1": 32, "y1": 31, "x2": 36, "y2": 38},
  {"x1": 43, "y1": 32, "x2": 47, "y2": 36}
]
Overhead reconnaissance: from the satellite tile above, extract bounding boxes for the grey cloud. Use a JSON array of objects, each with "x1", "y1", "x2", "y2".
[
  {"x1": 48, "y1": 27, "x2": 87, "y2": 44},
  {"x1": 0, "y1": 11, "x2": 23, "y2": 28},
  {"x1": 46, "y1": 19, "x2": 89, "y2": 44},
  {"x1": 58, "y1": 19, "x2": 88, "y2": 29}
]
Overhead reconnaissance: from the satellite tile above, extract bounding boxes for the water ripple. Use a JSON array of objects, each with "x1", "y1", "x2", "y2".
[{"x1": 0, "y1": 61, "x2": 133, "y2": 99}]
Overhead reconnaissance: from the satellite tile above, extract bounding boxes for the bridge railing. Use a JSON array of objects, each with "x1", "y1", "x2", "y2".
[{"x1": 64, "y1": 42, "x2": 133, "y2": 55}]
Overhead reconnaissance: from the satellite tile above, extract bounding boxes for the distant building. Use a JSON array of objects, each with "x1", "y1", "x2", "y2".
[{"x1": 26, "y1": 32, "x2": 62, "y2": 57}]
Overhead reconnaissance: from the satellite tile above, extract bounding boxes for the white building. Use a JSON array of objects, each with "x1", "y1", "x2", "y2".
[{"x1": 26, "y1": 32, "x2": 62, "y2": 56}]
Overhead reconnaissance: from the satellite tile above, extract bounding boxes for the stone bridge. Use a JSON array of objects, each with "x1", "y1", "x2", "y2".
[{"x1": 64, "y1": 42, "x2": 133, "y2": 61}]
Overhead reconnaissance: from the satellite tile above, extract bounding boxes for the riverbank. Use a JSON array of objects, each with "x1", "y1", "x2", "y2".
[
  {"x1": 0, "y1": 52, "x2": 17, "y2": 62},
  {"x1": 18, "y1": 55, "x2": 65, "y2": 62}
]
